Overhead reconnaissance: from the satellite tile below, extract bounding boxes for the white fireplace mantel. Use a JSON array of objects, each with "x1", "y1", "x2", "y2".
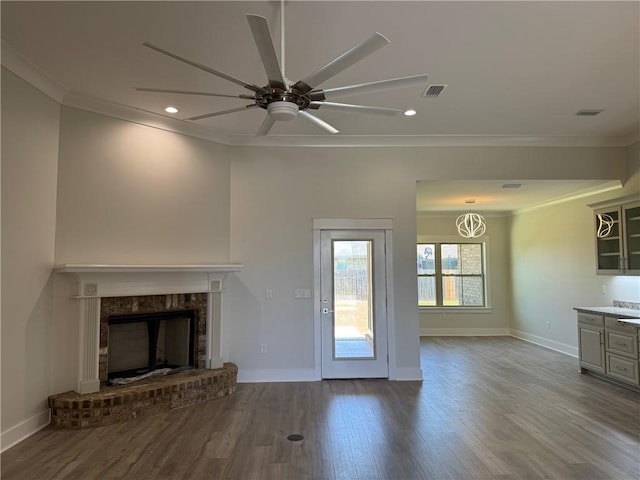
[
  {"x1": 54, "y1": 264, "x2": 243, "y2": 394},
  {"x1": 54, "y1": 264, "x2": 243, "y2": 297}
]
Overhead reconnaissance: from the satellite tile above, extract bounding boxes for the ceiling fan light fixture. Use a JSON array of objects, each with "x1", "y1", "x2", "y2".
[
  {"x1": 267, "y1": 101, "x2": 299, "y2": 121},
  {"x1": 403, "y1": 109, "x2": 417, "y2": 116}
]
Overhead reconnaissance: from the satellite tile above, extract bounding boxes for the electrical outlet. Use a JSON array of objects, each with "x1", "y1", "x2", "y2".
[
  {"x1": 260, "y1": 343, "x2": 267, "y2": 354},
  {"x1": 546, "y1": 321, "x2": 551, "y2": 329}
]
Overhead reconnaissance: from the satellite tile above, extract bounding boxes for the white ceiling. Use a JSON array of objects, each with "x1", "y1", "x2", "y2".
[
  {"x1": 2, "y1": 1, "x2": 638, "y2": 143},
  {"x1": 416, "y1": 179, "x2": 621, "y2": 215},
  {"x1": 1, "y1": 1, "x2": 637, "y2": 212}
]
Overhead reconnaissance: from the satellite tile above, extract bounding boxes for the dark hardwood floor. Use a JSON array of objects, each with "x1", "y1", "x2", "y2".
[{"x1": 2, "y1": 337, "x2": 639, "y2": 479}]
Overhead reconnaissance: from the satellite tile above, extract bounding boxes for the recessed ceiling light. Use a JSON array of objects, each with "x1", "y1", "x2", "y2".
[
  {"x1": 502, "y1": 183, "x2": 524, "y2": 189},
  {"x1": 164, "y1": 106, "x2": 179, "y2": 114},
  {"x1": 403, "y1": 109, "x2": 417, "y2": 116}
]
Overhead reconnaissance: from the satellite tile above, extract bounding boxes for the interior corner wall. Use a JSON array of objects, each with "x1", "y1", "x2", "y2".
[
  {"x1": 416, "y1": 215, "x2": 511, "y2": 335},
  {"x1": 1, "y1": 68, "x2": 60, "y2": 447},
  {"x1": 54, "y1": 107, "x2": 232, "y2": 264},
  {"x1": 227, "y1": 147, "x2": 423, "y2": 380},
  {"x1": 509, "y1": 153, "x2": 640, "y2": 355}
]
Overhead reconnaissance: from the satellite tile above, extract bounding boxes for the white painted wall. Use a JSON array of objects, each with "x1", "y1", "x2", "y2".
[
  {"x1": 227, "y1": 145, "x2": 627, "y2": 381},
  {"x1": 416, "y1": 215, "x2": 511, "y2": 335},
  {"x1": 1, "y1": 68, "x2": 60, "y2": 447},
  {"x1": 227, "y1": 147, "x2": 422, "y2": 380},
  {"x1": 50, "y1": 106, "x2": 234, "y2": 401},
  {"x1": 1, "y1": 62, "x2": 635, "y2": 445},
  {"x1": 54, "y1": 107, "x2": 232, "y2": 264},
  {"x1": 509, "y1": 142, "x2": 640, "y2": 355}
]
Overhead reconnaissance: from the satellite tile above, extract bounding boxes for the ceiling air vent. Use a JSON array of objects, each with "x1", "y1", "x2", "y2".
[
  {"x1": 421, "y1": 84, "x2": 447, "y2": 98},
  {"x1": 575, "y1": 109, "x2": 604, "y2": 116}
]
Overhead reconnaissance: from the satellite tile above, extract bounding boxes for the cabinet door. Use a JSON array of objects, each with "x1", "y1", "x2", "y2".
[
  {"x1": 622, "y1": 201, "x2": 640, "y2": 275},
  {"x1": 606, "y1": 353, "x2": 640, "y2": 385},
  {"x1": 594, "y1": 206, "x2": 623, "y2": 274},
  {"x1": 578, "y1": 325, "x2": 605, "y2": 373}
]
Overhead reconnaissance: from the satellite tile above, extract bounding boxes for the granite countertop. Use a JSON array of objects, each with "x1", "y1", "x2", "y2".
[{"x1": 574, "y1": 306, "x2": 640, "y2": 324}]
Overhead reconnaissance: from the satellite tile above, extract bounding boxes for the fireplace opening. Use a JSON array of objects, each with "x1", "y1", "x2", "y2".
[{"x1": 107, "y1": 310, "x2": 196, "y2": 382}]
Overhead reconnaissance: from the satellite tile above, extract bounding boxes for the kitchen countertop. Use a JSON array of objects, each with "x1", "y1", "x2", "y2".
[{"x1": 574, "y1": 306, "x2": 640, "y2": 324}]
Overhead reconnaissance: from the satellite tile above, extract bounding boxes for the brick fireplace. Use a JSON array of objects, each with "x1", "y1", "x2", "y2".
[
  {"x1": 53, "y1": 264, "x2": 242, "y2": 394},
  {"x1": 100, "y1": 293, "x2": 207, "y2": 384},
  {"x1": 48, "y1": 264, "x2": 242, "y2": 428}
]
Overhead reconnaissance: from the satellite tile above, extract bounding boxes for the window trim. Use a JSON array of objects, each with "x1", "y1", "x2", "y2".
[{"x1": 417, "y1": 234, "x2": 492, "y2": 312}]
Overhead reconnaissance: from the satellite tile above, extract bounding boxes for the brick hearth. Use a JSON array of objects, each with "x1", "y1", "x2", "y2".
[{"x1": 49, "y1": 363, "x2": 237, "y2": 428}]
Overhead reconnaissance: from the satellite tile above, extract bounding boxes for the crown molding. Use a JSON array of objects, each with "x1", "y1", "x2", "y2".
[
  {"x1": 418, "y1": 181, "x2": 624, "y2": 217},
  {"x1": 587, "y1": 193, "x2": 640, "y2": 210},
  {"x1": 225, "y1": 134, "x2": 635, "y2": 148},
  {"x1": 62, "y1": 92, "x2": 232, "y2": 145},
  {"x1": 1, "y1": 40, "x2": 68, "y2": 103},
  {"x1": 513, "y1": 180, "x2": 623, "y2": 215},
  {"x1": 59, "y1": 93, "x2": 640, "y2": 148},
  {"x1": 2, "y1": 55, "x2": 636, "y2": 149},
  {"x1": 61, "y1": 93, "x2": 639, "y2": 148}
]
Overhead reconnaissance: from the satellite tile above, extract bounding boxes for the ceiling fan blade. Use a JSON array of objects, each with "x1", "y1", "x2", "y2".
[
  {"x1": 298, "y1": 110, "x2": 339, "y2": 134},
  {"x1": 246, "y1": 15, "x2": 286, "y2": 90},
  {"x1": 309, "y1": 102, "x2": 402, "y2": 116},
  {"x1": 292, "y1": 33, "x2": 390, "y2": 94},
  {"x1": 143, "y1": 42, "x2": 264, "y2": 94},
  {"x1": 186, "y1": 104, "x2": 257, "y2": 121},
  {"x1": 308, "y1": 74, "x2": 429, "y2": 101},
  {"x1": 257, "y1": 115, "x2": 276, "y2": 136},
  {"x1": 136, "y1": 87, "x2": 255, "y2": 99}
]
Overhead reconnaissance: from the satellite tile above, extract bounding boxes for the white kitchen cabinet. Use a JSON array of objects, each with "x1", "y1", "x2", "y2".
[
  {"x1": 592, "y1": 198, "x2": 640, "y2": 275},
  {"x1": 576, "y1": 308, "x2": 640, "y2": 391},
  {"x1": 577, "y1": 313, "x2": 605, "y2": 374}
]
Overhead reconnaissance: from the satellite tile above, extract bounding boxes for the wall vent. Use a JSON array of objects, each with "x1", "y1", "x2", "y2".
[
  {"x1": 575, "y1": 109, "x2": 603, "y2": 116},
  {"x1": 421, "y1": 84, "x2": 447, "y2": 97}
]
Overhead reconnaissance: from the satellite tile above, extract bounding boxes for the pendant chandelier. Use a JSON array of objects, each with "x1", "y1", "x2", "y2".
[
  {"x1": 456, "y1": 200, "x2": 487, "y2": 238},
  {"x1": 596, "y1": 213, "x2": 614, "y2": 238}
]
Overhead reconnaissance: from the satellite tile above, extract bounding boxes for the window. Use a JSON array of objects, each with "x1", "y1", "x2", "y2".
[{"x1": 417, "y1": 242, "x2": 486, "y2": 307}]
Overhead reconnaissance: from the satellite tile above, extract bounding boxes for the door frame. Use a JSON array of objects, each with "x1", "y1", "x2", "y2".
[{"x1": 312, "y1": 218, "x2": 395, "y2": 380}]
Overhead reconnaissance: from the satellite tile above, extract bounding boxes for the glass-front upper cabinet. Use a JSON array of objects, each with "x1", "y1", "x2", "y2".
[
  {"x1": 594, "y1": 199, "x2": 640, "y2": 276},
  {"x1": 622, "y1": 201, "x2": 640, "y2": 274},
  {"x1": 594, "y1": 206, "x2": 624, "y2": 274}
]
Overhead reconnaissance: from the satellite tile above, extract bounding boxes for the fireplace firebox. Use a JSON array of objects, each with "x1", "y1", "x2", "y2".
[{"x1": 107, "y1": 310, "x2": 196, "y2": 381}]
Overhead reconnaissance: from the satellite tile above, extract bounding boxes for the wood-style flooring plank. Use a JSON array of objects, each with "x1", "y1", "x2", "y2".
[{"x1": 2, "y1": 337, "x2": 639, "y2": 479}]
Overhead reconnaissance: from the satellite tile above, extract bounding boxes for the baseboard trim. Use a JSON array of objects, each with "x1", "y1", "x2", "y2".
[
  {"x1": 1, "y1": 409, "x2": 50, "y2": 453},
  {"x1": 390, "y1": 367, "x2": 423, "y2": 381},
  {"x1": 510, "y1": 329, "x2": 578, "y2": 357},
  {"x1": 420, "y1": 328, "x2": 510, "y2": 336},
  {"x1": 237, "y1": 368, "x2": 319, "y2": 383}
]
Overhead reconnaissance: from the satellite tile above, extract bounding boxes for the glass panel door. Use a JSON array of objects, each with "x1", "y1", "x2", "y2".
[
  {"x1": 320, "y1": 230, "x2": 388, "y2": 379},
  {"x1": 333, "y1": 240, "x2": 374, "y2": 358},
  {"x1": 623, "y1": 202, "x2": 640, "y2": 273}
]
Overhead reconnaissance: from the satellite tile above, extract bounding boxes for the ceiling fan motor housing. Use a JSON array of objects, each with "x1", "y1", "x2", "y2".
[{"x1": 267, "y1": 100, "x2": 299, "y2": 121}]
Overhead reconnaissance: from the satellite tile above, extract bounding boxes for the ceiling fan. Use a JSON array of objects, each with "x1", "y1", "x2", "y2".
[{"x1": 136, "y1": 7, "x2": 428, "y2": 135}]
